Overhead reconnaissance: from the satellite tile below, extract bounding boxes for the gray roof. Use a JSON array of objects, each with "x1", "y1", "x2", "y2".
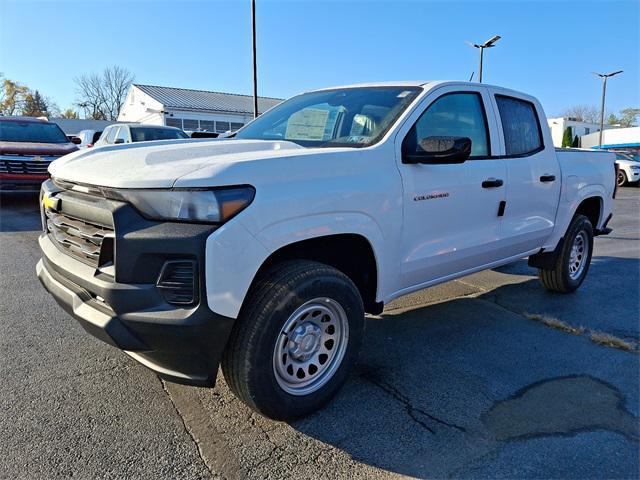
[
  {"x1": 50, "y1": 118, "x2": 126, "y2": 134},
  {"x1": 134, "y1": 84, "x2": 283, "y2": 115}
]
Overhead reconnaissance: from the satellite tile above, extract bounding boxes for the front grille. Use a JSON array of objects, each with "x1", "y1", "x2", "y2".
[
  {"x1": 45, "y1": 209, "x2": 113, "y2": 268},
  {"x1": 0, "y1": 159, "x2": 52, "y2": 174}
]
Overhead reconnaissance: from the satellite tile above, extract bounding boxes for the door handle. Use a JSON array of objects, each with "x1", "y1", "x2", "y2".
[
  {"x1": 482, "y1": 178, "x2": 504, "y2": 188},
  {"x1": 540, "y1": 174, "x2": 556, "y2": 182}
]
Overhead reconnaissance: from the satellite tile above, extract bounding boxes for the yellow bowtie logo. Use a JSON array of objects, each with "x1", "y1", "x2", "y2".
[{"x1": 42, "y1": 194, "x2": 59, "y2": 211}]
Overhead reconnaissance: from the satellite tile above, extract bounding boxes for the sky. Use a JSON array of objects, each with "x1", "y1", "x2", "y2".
[{"x1": 0, "y1": 0, "x2": 638, "y2": 118}]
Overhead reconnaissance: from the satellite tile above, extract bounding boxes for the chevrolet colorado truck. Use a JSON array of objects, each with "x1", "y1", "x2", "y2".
[{"x1": 36, "y1": 81, "x2": 615, "y2": 420}]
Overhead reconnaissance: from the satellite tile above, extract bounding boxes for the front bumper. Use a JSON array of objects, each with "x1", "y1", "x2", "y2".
[{"x1": 36, "y1": 184, "x2": 235, "y2": 386}]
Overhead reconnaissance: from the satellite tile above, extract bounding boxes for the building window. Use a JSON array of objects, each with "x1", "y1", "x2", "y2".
[
  {"x1": 183, "y1": 119, "x2": 199, "y2": 131},
  {"x1": 200, "y1": 120, "x2": 216, "y2": 132},
  {"x1": 230, "y1": 122, "x2": 244, "y2": 132},
  {"x1": 584, "y1": 128, "x2": 590, "y2": 135},
  {"x1": 166, "y1": 117, "x2": 182, "y2": 129},
  {"x1": 215, "y1": 121, "x2": 231, "y2": 133}
]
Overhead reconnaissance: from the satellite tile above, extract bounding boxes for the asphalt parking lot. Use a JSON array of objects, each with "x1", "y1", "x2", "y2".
[{"x1": 1, "y1": 187, "x2": 638, "y2": 480}]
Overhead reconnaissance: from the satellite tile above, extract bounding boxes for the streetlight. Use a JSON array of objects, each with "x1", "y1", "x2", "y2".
[
  {"x1": 467, "y1": 35, "x2": 501, "y2": 83},
  {"x1": 251, "y1": 0, "x2": 258, "y2": 118},
  {"x1": 593, "y1": 70, "x2": 623, "y2": 148}
]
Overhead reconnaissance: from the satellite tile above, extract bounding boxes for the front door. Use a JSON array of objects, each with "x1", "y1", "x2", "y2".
[{"x1": 396, "y1": 86, "x2": 507, "y2": 290}]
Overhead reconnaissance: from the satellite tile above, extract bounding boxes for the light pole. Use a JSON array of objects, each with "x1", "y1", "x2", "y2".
[
  {"x1": 593, "y1": 70, "x2": 623, "y2": 148},
  {"x1": 251, "y1": 0, "x2": 259, "y2": 118},
  {"x1": 467, "y1": 35, "x2": 501, "y2": 83}
]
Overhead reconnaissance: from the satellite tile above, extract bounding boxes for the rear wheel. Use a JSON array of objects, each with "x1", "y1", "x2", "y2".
[
  {"x1": 221, "y1": 260, "x2": 364, "y2": 420},
  {"x1": 617, "y1": 170, "x2": 627, "y2": 187},
  {"x1": 538, "y1": 214, "x2": 593, "y2": 293}
]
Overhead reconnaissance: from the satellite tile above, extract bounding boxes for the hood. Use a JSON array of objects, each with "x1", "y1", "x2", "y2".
[
  {"x1": 49, "y1": 139, "x2": 307, "y2": 188},
  {"x1": 0, "y1": 141, "x2": 78, "y2": 157}
]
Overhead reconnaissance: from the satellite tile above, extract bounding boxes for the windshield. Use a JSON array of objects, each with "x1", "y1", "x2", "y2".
[
  {"x1": 130, "y1": 127, "x2": 189, "y2": 142},
  {"x1": 0, "y1": 120, "x2": 69, "y2": 143},
  {"x1": 616, "y1": 153, "x2": 639, "y2": 162},
  {"x1": 234, "y1": 86, "x2": 422, "y2": 148}
]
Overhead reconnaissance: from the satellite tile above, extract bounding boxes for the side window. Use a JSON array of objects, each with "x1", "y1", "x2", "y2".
[
  {"x1": 114, "y1": 126, "x2": 129, "y2": 144},
  {"x1": 404, "y1": 92, "x2": 490, "y2": 157},
  {"x1": 104, "y1": 127, "x2": 117, "y2": 144},
  {"x1": 495, "y1": 95, "x2": 543, "y2": 156}
]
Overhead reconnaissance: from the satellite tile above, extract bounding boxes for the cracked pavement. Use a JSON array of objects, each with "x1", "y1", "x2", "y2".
[{"x1": 1, "y1": 187, "x2": 638, "y2": 479}]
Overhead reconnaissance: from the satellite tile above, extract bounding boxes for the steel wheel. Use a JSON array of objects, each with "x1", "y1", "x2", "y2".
[
  {"x1": 568, "y1": 230, "x2": 588, "y2": 280},
  {"x1": 273, "y1": 297, "x2": 349, "y2": 396}
]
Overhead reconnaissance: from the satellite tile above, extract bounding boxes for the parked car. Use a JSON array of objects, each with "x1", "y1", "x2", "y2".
[
  {"x1": 36, "y1": 81, "x2": 615, "y2": 420},
  {"x1": 94, "y1": 124, "x2": 189, "y2": 146},
  {"x1": 615, "y1": 153, "x2": 640, "y2": 186},
  {"x1": 75, "y1": 129, "x2": 103, "y2": 149},
  {"x1": 0, "y1": 116, "x2": 78, "y2": 192}
]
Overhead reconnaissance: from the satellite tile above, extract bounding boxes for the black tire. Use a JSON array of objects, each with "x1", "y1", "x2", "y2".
[
  {"x1": 617, "y1": 170, "x2": 627, "y2": 187},
  {"x1": 538, "y1": 214, "x2": 593, "y2": 293},
  {"x1": 221, "y1": 260, "x2": 364, "y2": 420}
]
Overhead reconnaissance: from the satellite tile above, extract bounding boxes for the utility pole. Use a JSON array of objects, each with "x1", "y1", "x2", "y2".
[
  {"x1": 593, "y1": 70, "x2": 623, "y2": 148},
  {"x1": 251, "y1": 0, "x2": 259, "y2": 118},
  {"x1": 467, "y1": 35, "x2": 501, "y2": 83}
]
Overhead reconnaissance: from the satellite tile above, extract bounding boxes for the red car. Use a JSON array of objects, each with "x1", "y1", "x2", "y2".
[{"x1": 0, "y1": 116, "x2": 79, "y2": 192}]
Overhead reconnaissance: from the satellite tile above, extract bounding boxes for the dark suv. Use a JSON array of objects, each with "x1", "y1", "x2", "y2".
[{"x1": 0, "y1": 117, "x2": 78, "y2": 192}]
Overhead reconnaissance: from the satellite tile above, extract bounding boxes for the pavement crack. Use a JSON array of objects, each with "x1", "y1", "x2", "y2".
[
  {"x1": 359, "y1": 368, "x2": 467, "y2": 434},
  {"x1": 160, "y1": 379, "x2": 216, "y2": 479}
]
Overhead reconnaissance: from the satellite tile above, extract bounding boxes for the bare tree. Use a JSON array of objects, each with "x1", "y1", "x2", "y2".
[
  {"x1": 75, "y1": 66, "x2": 133, "y2": 120},
  {"x1": 561, "y1": 105, "x2": 600, "y2": 123}
]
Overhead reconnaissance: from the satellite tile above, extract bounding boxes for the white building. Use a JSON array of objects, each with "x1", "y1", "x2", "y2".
[
  {"x1": 118, "y1": 84, "x2": 283, "y2": 134},
  {"x1": 546, "y1": 117, "x2": 617, "y2": 148},
  {"x1": 581, "y1": 126, "x2": 640, "y2": 153}
]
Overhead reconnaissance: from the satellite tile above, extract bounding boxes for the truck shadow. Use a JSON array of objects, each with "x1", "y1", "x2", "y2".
[
  {"x1": 292, "y1": 260, "x2": 640, "y2": 478},
  {"x1": 0, "y1": 192, "x2": 41, "y2": 232}
]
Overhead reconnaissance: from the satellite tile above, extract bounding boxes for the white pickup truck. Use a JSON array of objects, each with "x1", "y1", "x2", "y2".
[{"x1": 37, "y1": 81, "x2": 615, "y2": 420}]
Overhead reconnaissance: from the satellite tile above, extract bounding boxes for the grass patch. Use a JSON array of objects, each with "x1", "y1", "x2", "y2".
[
  {"x1": 524, "y1": 313, "x2": 585, "y2": 335},
  {"x1": 589, "y1": 331, "x2": 636, "y2": 351}
]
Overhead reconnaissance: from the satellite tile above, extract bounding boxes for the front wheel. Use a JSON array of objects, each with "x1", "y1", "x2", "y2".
[
  {"x1": 538, "y1": 214, "x2": 594, "y2": 293},
  {"x1": 221, "y1": 260, "x2": 364, "y2": 420},
  {"x1": 617, "y1": 170, "x2": 628, "y2": 187}
]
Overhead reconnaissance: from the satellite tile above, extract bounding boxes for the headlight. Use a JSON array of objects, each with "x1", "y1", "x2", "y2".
[
  {"x1": 630, "y1": 165, "x2": 640, "y2": 170},
  {"x1": 106, "y1": 186, "x2": 255, "y2": 223}
]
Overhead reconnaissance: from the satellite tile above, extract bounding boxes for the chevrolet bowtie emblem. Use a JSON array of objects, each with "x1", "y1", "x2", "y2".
[{"x1": 42, "y1": 194, "x2": 59, "y2": 211}]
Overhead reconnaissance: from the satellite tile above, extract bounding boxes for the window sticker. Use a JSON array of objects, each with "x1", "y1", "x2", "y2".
[
  {"x1": 285, "y1": 108, "x2": 330, "y2": 141},
  {"x1": 397, "y1": 90, "x2": 412, "y2": 98}
]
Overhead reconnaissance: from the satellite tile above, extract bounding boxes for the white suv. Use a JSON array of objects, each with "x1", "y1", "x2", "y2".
[{"x1": 95, "y1": 124, "x2": 188, "y2": 146}]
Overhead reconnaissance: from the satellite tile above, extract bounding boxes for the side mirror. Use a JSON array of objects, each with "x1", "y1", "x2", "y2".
[
  {"x1": 402, "y1": 136, "x2": 471, "y2": 164},
  {"x1": 70, "y1": 136, "x2": 82, "y2": 145}
]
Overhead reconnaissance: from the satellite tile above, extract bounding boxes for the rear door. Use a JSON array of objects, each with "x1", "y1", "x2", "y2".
[
  {"x1": 395, "y1": 85, "x2": 507, "y2": 289},
  {"x1": 488, "y1": 91, "x2": 561, "y2": 255}
]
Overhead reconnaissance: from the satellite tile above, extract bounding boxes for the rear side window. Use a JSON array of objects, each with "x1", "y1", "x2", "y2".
[{"x1": 495, "y1": 95, "x2": 543, "y2": 156}]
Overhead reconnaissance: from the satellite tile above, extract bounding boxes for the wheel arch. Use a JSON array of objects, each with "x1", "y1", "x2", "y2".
[{"x1": 248, "y1": 233, "x2": 382, "y2": 314}]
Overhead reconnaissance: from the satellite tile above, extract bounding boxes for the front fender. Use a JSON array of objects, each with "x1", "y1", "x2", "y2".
[{"x1": 205, "y1": 213, "x2": 389, "y2": 319}]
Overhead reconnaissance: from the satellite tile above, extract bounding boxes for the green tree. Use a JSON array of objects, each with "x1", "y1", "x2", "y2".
[
  {"x1": 561, "y1": 127, "x2": 573, "y2": 148},
  {"x1": 0, "y1": 75, "x2": 28, "y2": 116},
  {"x1": 22, "y1": 90, "x2": 50, "y2": 117},
  {"x1": 607, "y1": 113, "x2": 619, "y2": 125},
  {"x1": 61, "y1": 108, "x2": 78, "y2": 119},
  {"x1": 619, "y1": 108, "x2": 640, "y2": 128}
]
